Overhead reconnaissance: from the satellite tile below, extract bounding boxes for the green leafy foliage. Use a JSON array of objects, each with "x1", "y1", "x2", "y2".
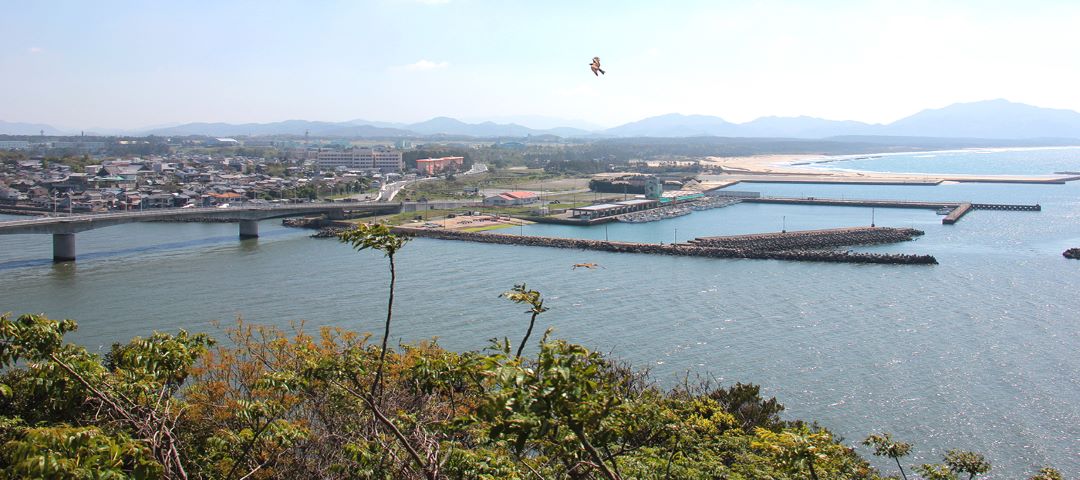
[
  {"x1": 1, "y1": 425, "x2": 162, "y2": 479},
  {"x1": 943, "y1": 450, "x2": 991, "y2": 479},
  {"x1": 751, "y1": 426, "x2": 869, "y2": 480},
  {"x1": 338, "y1": 222, "x2": 410, "y2": 399},
  {"x1": 338, "y1": 222, "x2": 410, "y2": 258},
  {"x1": 709, "y1": 382, "x2": 787, "y2": 432},
  {"x1": 1029, "y1": 467, "x2": 1064, "y2": 480},
  {"x1": 863, "y1": 432, "x2": 912, "y2": 480},
  {"x1": 499, "y1": 283, "x2": 549, "y2": 359},
  {"x1": 104, "y1": 330, "x2": 214, "y2": 398},
  {"x1": 917, "y1": 463, "x2": 960, "y2": 480}
]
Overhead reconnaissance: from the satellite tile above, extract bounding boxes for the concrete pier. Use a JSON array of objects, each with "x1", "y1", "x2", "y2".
[
  {"x1": 743, "y1": 196, "x2": 1041, "y2": 225},
  {"x1": 52, "y1": 233, "x2": 76, "y2": 262},
  {"x1": 942, "y1": 203, "x2": 972, "y2": 224},
  {"x1": 239, "y1": 220, "x2": 259, "y2": 239}
]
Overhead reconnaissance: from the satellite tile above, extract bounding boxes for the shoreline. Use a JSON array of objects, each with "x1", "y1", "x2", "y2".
[
  {"x1": 698, "y1": 148, "x2": 1080, "y2": 189},
  {"x1": 744, "y1": 144, "x2": 1080, "y2": 171}
]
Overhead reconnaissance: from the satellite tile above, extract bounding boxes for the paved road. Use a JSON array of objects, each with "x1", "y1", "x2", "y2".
[
  {"x1": 462, "y1": 163, "x2": 488, "y2": 176},
  {"x1": 376, "y1": 163, "x2": 488, "y2": 202}
]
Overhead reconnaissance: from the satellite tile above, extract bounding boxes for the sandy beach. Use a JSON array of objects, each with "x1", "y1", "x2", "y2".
[{"x1": 693, "y1": 153, "x2": 1080, "y2": 190}]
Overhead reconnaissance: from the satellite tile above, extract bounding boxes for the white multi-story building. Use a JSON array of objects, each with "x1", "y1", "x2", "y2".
[
  {"x1": 50, "y1": 141, "x2": 106, "y2": 152},
  {"x1": 316, "y1": 148, "x2": 403, "y2": 172}
]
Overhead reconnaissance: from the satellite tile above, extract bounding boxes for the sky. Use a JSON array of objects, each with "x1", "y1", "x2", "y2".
[{"x1": 4, "y1": 0, "x2": 1080, "y2": 130}]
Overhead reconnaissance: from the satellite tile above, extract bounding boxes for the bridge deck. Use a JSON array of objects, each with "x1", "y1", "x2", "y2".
[{"x1": 0, "y1": 203, "x2": 393, "y2": 235}]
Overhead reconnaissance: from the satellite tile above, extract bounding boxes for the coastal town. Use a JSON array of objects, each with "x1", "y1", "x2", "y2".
[
  {"x1": 0, "y1": 133, "x2": 742, "y2": 225},
  {"x1": 0, "y1": 136, "x2": 462, "y2": 214}
]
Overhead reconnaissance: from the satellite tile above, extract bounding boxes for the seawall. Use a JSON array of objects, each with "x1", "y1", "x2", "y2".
[
  {"x1": 690, "y1": 226, "x2": 924, "y2": 250},
  {"x1": 389, "y1": 226, "x2": 937, "y2": 265}
]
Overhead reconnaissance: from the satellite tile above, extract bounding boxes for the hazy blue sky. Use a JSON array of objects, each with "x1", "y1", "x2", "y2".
[{"x1": 4, "y1": 0, "x2": 1080, "y2": 130}]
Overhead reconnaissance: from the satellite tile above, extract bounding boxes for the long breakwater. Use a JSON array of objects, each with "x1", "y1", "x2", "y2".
[
  {"x1": 690, "y1": 226, "x2": 925, "y2": 250},
  {"x1": 390, "y1": 226, "x2": 937, "y2": 265},
  {"x1": 742, "y1": 197, "x2": 1040, "y2": 225}
]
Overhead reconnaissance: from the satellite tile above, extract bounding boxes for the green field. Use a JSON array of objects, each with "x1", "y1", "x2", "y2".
[{"x1": 399, "y1": 169, "x2": 582, "y2": 201}]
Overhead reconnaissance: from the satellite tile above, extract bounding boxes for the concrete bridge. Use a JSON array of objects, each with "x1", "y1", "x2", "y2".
[{"x1": 0, "y1": 202, "x2": 399, "y2": 262}]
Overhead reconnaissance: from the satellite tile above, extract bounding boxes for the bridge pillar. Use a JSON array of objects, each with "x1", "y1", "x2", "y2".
[
  {"x1": 53, "y1": 233, "x2": 76, "y2": 262},
  {"x1": 239, "y1": 220, "x2": 259, "y2": 239},
  {"x1": 326, "y1": 209, "x2": 346, "y2": 220}
]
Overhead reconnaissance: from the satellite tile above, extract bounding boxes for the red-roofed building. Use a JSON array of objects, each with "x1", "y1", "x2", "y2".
[
  {"x1": 203, "y1": 192, "x2": 245, "y2": 206},
  {"x1": 416, "y1": 156, "x2": 464, "y2": 176},
  {"x1": 483, "y1": 190, "x2": 538, "y2": 206}
]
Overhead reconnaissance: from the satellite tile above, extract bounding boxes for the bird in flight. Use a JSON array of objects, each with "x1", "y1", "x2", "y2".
[
  {"x1": 572, "y1": 263, "x2": 605, "y2": 270},
  {"x1": 589, "y1": 57, "x2": 605, "y2": 76}
]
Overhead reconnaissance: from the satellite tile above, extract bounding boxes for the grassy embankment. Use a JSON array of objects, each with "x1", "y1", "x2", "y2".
[
  {"x1": 355, "y1": 170, "x2": 619, "y2": 226},
  {"x1": 398, "y1": 169, "x2": 588, "y2": 201}
]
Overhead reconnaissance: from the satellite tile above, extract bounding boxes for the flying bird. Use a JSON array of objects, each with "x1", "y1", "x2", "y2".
[
  {"x1": 589, "y1": 57, "x2": 605, "y2": 76},
  {"x1": 571, "y1": 263, "x2": 605, "y2": 270}
]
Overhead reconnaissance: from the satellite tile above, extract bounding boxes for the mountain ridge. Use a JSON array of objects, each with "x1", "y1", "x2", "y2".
[{"x1": 4, "y1": 100, "x2": 1080, "y2": 140}]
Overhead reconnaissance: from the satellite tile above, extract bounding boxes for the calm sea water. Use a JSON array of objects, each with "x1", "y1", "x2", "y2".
[
  {"x1": 1, "y1": 148, "x2": 1079, "y2": 477},
  {"x1": 817, "y1": 146, "x2": 1080, "y2": 175}
]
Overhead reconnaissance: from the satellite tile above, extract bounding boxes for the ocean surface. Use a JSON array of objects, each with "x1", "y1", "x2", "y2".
[
  {"x1": 815, "y1": 146, "x2": 1080, "y2": 176},
  {"x1": 1, "y1": 148, "x2": 1079, "y2": 477}
]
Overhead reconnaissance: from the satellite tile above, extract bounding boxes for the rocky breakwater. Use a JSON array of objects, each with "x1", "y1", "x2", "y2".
[
  {"x1": 282, "y1": 217, "x2": 352, "y2": 238},
  {"x1": 689, "y1": 226, "x2": 925, "y2": 250},
  {"x1": 390, "y1": 226, "x2": 937, "y2": 265},
  {"x1": 1064, "y1": 248, "x2": 1080, "y2": 259}
]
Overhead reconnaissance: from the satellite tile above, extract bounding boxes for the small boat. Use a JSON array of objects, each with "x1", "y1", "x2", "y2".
[{"x1": 936, "y1": 207, "x2": 953, "y2": 215}]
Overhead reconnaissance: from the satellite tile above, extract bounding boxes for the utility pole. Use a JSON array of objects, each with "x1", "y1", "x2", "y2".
[{"x1": 871, "y1": 208, "x2": 876, "y2": 227}]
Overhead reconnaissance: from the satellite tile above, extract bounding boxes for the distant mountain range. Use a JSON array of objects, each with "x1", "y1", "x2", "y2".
[
  {"x1": 609, "y1": 100, "x2": 1080, "y2": 139},
  {"x1": 5, "y1": 100, "x2": 1080, "y2": 140},
  {"x1": 0, "y1": 121, "x2": 68, "y2": 136}
]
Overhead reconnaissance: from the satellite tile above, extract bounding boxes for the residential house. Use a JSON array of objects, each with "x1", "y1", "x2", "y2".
[{"x1": 203, "y1": 192, "x2": 245, "y2": 206}]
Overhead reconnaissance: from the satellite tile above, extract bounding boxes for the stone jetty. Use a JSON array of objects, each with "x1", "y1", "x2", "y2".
[
  {"x1": 282, "y1": 217, "x2": 351, "y2": 237},
  {"x1": 390, "y1": 226, "x2": 937, "y2": 265},
  {"x1": 690, "y1": 226, "x2": 924, "y2": 250}
]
